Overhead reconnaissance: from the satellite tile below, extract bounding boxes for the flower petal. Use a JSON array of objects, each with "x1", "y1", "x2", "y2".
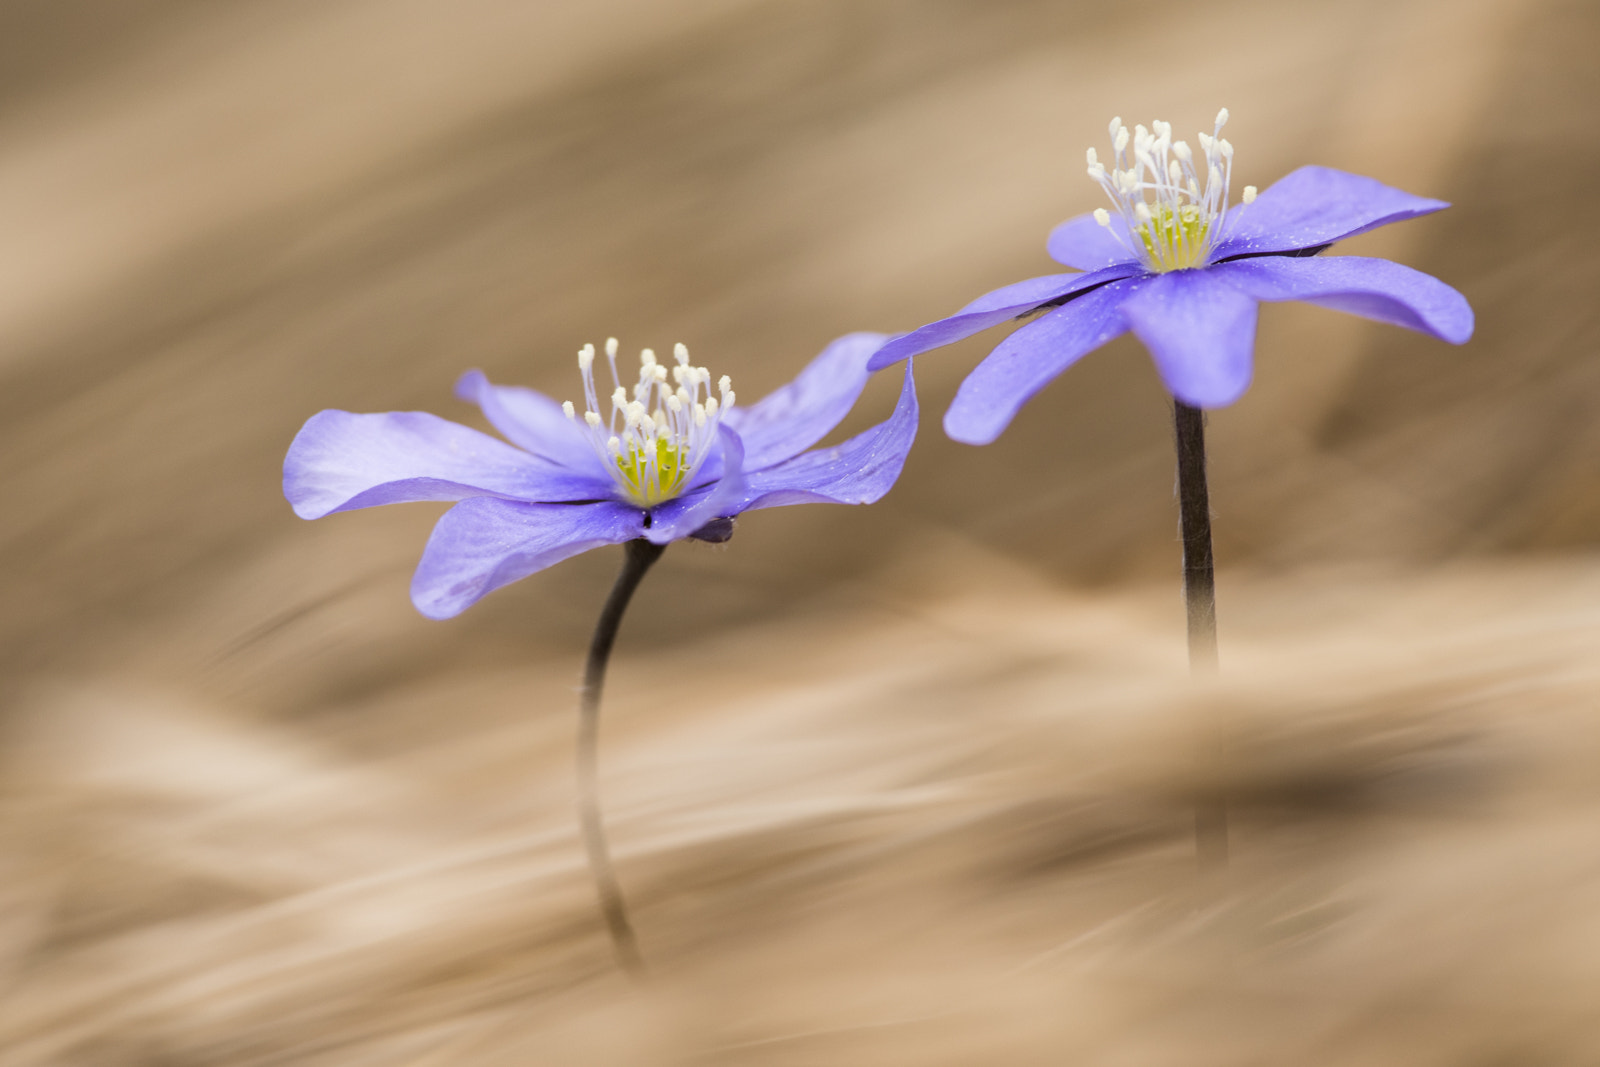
[
  {"x1": 1214, "y1": 165, "x2": 1449, "y2": 259},
  {"x1": 1046, "y1": 211, "x2": 1142, "y2": 271},
  {"x1": 1212, "y1": 255, "x2": 1474, "y2": 343},
  {"x1": 284, "y1": 410, "x2": 614, "y2": 519},
  {"x1": 410, "y1": 499, "x2": 643, "y2": 619},
  {"x1": 942, "y1": 278, "x2": 1139, "y2": 445},
  {"x1": 866, "y1": 265, "x2": 1137, "y2": 371},
  {"x1": 642, "y1": 425, "x2": 750, "y2": 544},
  {"x1": 723, "y1": 332, "x2": 883, "y2": 471},
  {"x1": 454, "y1": 370, "x2": 606, "y2": 473},
  {"x1": 741, "y1": 358, "x2": 918, "y2": 510},
  {"x1": 1120, "y1": 270, "x2": 1259, "y2": 408}
]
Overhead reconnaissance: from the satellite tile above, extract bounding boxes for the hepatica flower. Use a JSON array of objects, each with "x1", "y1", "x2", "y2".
[
  {"x1": 285, "y1": 332, "x2": 917, "y2": 618},
  {"x1": 285, "y1": 331, "x2": 915, "y2": 975},
  {"x1": 867, "y1": 109, "x2": 1474, "y2": 442}
]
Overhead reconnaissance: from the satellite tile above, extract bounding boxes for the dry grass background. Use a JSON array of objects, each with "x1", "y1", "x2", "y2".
[{"x1": 1, "y1": 0, "x2": 1599, "y2": 1062}]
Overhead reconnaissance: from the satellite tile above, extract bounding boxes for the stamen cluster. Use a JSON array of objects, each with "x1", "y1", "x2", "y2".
[
  {"x1": 563, "y1": 339, "x2": 734, "y2": 506},
  {"x1": 1086, "y1": 108, "x2": 1257, "y2": 273}
]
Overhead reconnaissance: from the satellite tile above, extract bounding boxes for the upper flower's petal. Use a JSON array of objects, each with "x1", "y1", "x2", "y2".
[
  {"x1": 740, "y1": 358, "x2": 917, "y2": 510},
  {"x1": 1046, "y1": 211, "x2": 1142, "y2": 271},
  {"x1": 942, "y1": 278, "x2": 1139, "y2": 445},
  {"x1": 410, "y1": 499, "x2": 643, "y2": 619},
  {"x1": 1120, "y1": 269, "x2": 1259, "y2": 409},
  {"x1": 866, "y1": 265, "x2": 1138, "y2": 372},
  {"x1": 723, "y1": 332, "x2": 884, "y2": 471},
  {"x1": 454, "y1": 370, "x2": 606, "y2": 474},
  {"x1": 284, "y1": 410, "x2": 614, "y2": 519},
  {"x1": 1213, "y1": 166, "x2": 1449, "y2": 259},
  {"x1": 642, "y1": 425, "x2": 750, "y2": 544},
  {"x1": 1212, "y1": 255, "x2": 1474, "y2": 344}
]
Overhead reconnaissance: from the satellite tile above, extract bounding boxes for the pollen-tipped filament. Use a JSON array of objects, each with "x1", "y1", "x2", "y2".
[
  {"x1": 1087, "y1": 109, "x2": 1258, "y2": 273},
  {"x1": 563, "y1": 338, "x2": 734, "y2": 506}
]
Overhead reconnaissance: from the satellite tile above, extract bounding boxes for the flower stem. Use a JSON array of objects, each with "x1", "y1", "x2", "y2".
[
  {"x1": 578, "y1": 537, "x2": 664, "y2": 978},
  {"x1": 1173, "y1": 401, "x2": 1228, "y2": 869}
]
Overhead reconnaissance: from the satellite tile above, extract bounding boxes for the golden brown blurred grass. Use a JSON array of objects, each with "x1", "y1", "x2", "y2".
[{"x1": 2, "y1": 0, "x2": 1599, "y2": 1062}]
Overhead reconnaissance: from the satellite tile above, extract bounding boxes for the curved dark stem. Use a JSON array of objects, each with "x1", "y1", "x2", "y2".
[
  {"x1": 578, "y1": 537, "x2": 664, "y2": 978},
  {"x1": 1174, "y1": 402, "x2": 1228, "y2": 869}
]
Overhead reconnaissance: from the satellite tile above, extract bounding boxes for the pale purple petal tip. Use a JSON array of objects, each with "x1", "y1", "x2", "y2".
[
  {"x1": 283, "y1": 409, "x2": 611, "y2": 519},
  {"x1": 741, "y1": 357, "x2": 918, "y2": 510},
  {"x1": 1215, "y1": 165, "x2": 1450, "y2": 259},
  {"x1": 1215, "y1": 255, "x2": 1474, "y2": 344}
]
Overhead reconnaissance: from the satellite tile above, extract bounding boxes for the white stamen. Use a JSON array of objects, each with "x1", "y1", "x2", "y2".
[
  {"x1": 1242, "y1": 185, "x2": 1257, "y2": 204},
  {"x1": 1083, "y1": 107, "x2": 1246, "y2": 273},
  {"x1": 562, "y1": 338, "x2": 736, "y2": 507}
]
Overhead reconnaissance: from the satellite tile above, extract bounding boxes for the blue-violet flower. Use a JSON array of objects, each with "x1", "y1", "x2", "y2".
[
  {"x1": 867, "y1": 109, "x2": 1474, "y2": 443},
  {"x1": 285, "y1": 333, "x2": 917, "y2": 617}
]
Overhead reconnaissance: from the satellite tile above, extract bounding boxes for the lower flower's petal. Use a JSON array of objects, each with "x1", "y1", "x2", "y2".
[
  {"x1": 943, "y1": 278, "x2": 1138, "y2": 445},
  {"x1": 865, "y1": 265, "x2": 1137, "y2": 372},
  {"x1": 1120, "y1": 270, "x2": 1259, "y2": 408},
  {"x1": 454, "y1": 370, "x2": 606, "y2": 473},
  {"x1": 1213, "y1": 255, "x2": 1475, "y2": 343},
  {"x1": 642, "y1": 425, "x2": 749, "y2": 544},
  {"x1": 1213, "y1": 166, "x2": 1449, "y2": 259},
  {"x1": 723, "y1": 332, "x2": 883, "y2": 470},
  {"x1": 741, "y1": 358, "x2": 917, "y2": 510},
  {"x1": 411, "y1": 499, "x2": 643, "y2": 619},
  {"x1": 1046, "y1": 211, "x2": 1142, "y2": 271},
  {"x1": 284, "y1": 410, "x2": 614, "y2": 519}
]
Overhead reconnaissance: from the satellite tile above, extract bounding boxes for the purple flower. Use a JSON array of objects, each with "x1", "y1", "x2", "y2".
[
  {"x1": 868, "y1": 110, "x2": 1474, "y2": 444},
  {"x1": 285, "y1": 333, "x2": 917, "y2": 618}
]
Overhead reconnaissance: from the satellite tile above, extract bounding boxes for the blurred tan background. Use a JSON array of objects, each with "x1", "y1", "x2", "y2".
[{"x1": 3, "y1": 0, "x2": 1600, "y2": 1063}]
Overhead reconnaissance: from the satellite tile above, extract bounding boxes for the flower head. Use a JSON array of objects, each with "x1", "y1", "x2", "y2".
[
  {"x1": 867, "y1": 109, "x2": 1474, "y2": 442},
  {"x1": 285, "y1": 333, "x2": 917, "y2": 618}
]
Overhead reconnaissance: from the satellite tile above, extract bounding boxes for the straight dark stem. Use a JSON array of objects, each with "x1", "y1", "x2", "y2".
[
  {"x1": 1173, "y1": 401, "x2": 1228, "y2": 869},
  {"x1": 578, "y1": 537, "x2": 664, "y2": 978}
]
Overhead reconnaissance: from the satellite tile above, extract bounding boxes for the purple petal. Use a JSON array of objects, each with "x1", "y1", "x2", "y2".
[
  {"x1": 454, "y1": 370, "x2": 606, "y2": 473},
  {"x1": 284, "y1": 410, "x2": 614, "y2": 520},
  {"x1": 642, "y1": 425, "x2": 749, "y2": 544},
  {"x1": 866, "y1": 265, "x2": 1138, "y2": 372},
  {"x1": 942, "y1": 278, "x2": 1139, "y2": 445},
  {"x1": 740, "y1": 358, "x2": 917, "y2": 510},
  {"x1": 1120, "y1": 270, "x2": 1259, "y2": 409},
  {"x1": 1046, "y1": 211, "x2": 1142, "y2": 271},
  {"x1": 411, "y1": 499, "x2": 643, "y2": 619},
  {"x1": 1214, "y1": 166, "x2": 1449, "y2": 259},
  {"x1": 1212, "y1": 255, "x2": 1474, "y2": 344},
  {"x1": 723, "y1": 332, "x2": 883, "y2": 471}
]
